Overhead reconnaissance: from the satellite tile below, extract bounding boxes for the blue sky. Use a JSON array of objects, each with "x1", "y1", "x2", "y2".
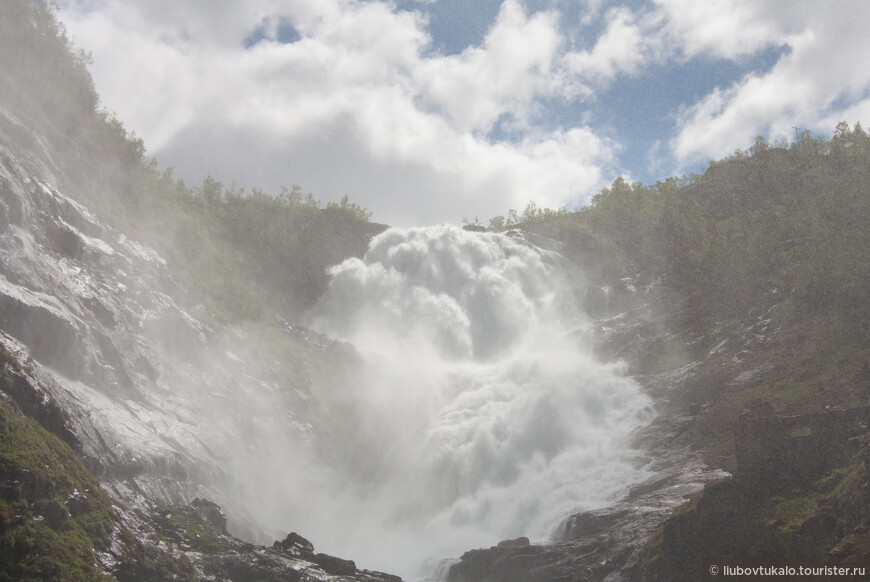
[{"x1": 57, "y1": 0, "x2": 870, "y2": 226}]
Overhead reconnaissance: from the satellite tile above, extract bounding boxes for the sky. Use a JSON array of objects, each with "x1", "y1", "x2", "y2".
[{"x1": 57, "y1": 0, "x2": 870, "y2": 227}]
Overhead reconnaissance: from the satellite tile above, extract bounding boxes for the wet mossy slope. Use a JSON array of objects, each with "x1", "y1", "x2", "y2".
[{"x1": 1, "y1": 348, "x2": 114, "y2": 581}]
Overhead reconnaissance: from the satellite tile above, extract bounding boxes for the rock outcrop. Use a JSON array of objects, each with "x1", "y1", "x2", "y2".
[
  {"x1": 735, "y1": 405, "x2": 870, "y2": 489},
  {"x1": 146, "y1": 501, "x2": 400, "y2": 582},
  {"x1": 640, "y1": 409, "x2": 870, "y2": 581},
  {"x1": 445, "y1": 413, "x2": 730, "y2": 582}
]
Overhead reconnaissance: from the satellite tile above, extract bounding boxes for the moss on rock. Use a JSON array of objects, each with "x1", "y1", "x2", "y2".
[{"x1": 0, "y1": 396, "x2": 115, "y2": 581}]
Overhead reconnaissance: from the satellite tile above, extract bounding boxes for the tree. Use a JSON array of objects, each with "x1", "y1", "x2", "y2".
[
  {"x1": 749, "y1": 135, "x2": 769, "y2": 156},
  {"x1": 326, "y1": 194, "x2": 372, "y2": 222}
]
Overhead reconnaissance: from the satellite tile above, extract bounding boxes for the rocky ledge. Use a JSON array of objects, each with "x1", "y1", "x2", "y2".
[
  {"x1": 1, "y1": 335, "x2": 399, "y2": 582},
  {"x1": 445, "y1": 411, "x2": 729, "y2": 582},
  {"x1": 133, "y1": 498, "x2": 401, "y2": 582}
]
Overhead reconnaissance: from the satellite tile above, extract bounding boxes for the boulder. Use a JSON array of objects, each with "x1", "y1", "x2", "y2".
[
  {"x1": 191, "y1": 498, "x2": 227, "y2": 534},
  {"x1": 275, "y1": 532, "x2": 315, "y2": 557},
  {"x1": 313, "y1": 553, "x2": 357, "y2": 576}
]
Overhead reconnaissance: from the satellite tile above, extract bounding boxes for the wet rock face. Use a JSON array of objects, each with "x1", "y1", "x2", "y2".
[
  {"x1": 148, "y1": 499, "x2": 399, "y2": 582},
  {"x1": 1, "y1": 102, "x2": 406, "y2": 581},
  {"x1": 0, "y1": 292, "x2": 88, "y2": 381},
  {"x1": 561, "y1": 509, "x2": 632, "y2": 540},
  {"x1": 0, "y1": 133, "x2": 178, "y2": 390},
  {"x1": 0, "y1": 131, "x2": 200, "y2": 496},
  {"x1": 0, "y1": 107, "x2": 243, "y2": 512},
  {"x1": 444, "y1": 408, "x2": 731, "y2": 582}
]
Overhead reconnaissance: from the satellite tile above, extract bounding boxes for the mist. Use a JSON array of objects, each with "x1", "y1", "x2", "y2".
[
  {"x1": 213, "y1": 225, "x2": 654, "y2": 578},
  {"x1": 1, "y1": 77, "x2": 653, "y2": 577},
  {"x1": 2, "y1": 77, "x2": 651, "y2": 577}
]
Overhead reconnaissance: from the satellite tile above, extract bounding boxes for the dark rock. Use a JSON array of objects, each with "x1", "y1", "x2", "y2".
[
  {"x1": 151, "y1": 500, "x2": 232, "y2": 553},
  {"x1": 194, "y1": 551, "x2": 304, "y2": 582},
  {"x1": 275, "y1": 531, "x2": 315, "y2": 557},
  {"x1": 313, "y1": 552, "x2": 357, "y2": 575},
  {"x1": 191, "y1": 497, "x2": 227, "y2": 534},
  {"x1": 447, "y1": 543, "x2": 556, "y2": 582},
  {"x1": 829, "y1": 534, "x2": 870, "y2": 564},
  {"x1": 497, "y1": 536, "x2": 530, "y2": 548},
  {"x1": 82, "y1": 296, "x2": 116, "y2": 328},
  {"x1": 561, "y1": 509, "x2": 632, "y2": 540}
]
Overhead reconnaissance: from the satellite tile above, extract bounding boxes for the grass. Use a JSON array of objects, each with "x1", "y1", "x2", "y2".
[
  {"x1": 0, "y1": 394, "x2": 116, "y2": 581},
  {"x1": 1, "y1": 348, "x2": 201, "y2": 581}
]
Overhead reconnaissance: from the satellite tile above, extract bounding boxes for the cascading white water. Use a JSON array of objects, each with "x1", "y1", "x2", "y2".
[
  {"x1": 1, "y1": 106, "x2": 651, "y2": 581},
  {"x1": 287, "y1": 225, "x2": 653, "y2": 579}
]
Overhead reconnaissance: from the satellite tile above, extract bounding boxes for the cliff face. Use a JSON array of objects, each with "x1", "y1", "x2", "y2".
[
  {"x1": 0, "y1": 102, "x2": 398, "y2": 580},
  {"x1": 2, "y1": 102, "x2": 234, "y2": 501},
  {"x1": 640, "y1": 410, "x2": 870, "y2": 581}
]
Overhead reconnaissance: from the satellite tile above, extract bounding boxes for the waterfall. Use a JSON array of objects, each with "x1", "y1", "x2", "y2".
[
  {"x1": 0, "y1": 141, "x2": 652, "y2": 579},
  {"x1": 283, "y1": 225, "x2": 654, "y2": 579}
]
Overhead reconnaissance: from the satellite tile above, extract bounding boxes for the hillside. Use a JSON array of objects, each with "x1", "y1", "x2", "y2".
[
  {"x1": 1, "y1": 2, "x2": 392, "y2": 580},
  {"x1": 446, "y1": 126, "x2": 870, "y2": 580},
  {"x1": 0, "y1": 0, "x2": 385, "y2": 322}
]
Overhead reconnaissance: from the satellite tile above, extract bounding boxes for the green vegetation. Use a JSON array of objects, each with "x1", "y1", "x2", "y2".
[
  {"x1": 0, "y1": 0, "x2": 97, "y2": 135},
  {"x1": 510, "y1": 126, "x2": 870, "y2": 338},
  {"x1": 0, "y1": 0, "x2": 382, "y2": 324},
  {"x1": 641, "y1": 433, "x2": 870, "y2": 578},
  {"x1": 498, "y1": 125, "x2": 870, "y2": 459},
  {"x1": 177, "y1": 180, "x2": 385, "y2": 318},
  {"x1": 1, "y1": 350, "x2": 200, "y2": 582},
  {"x1": 486, "y1": 200, "x2": 568, "y2": 231},
  {"x1": 1, "y1": 352, "x2": 115, "y2": 581}
]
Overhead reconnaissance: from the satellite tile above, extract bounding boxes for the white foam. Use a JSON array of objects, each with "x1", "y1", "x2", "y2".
[{"x1": 295, "y1": 225, "x2": 653, "y2": 578}]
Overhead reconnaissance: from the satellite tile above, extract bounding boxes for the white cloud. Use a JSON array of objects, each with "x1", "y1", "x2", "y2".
[
  {"x1": 55, "y1": 0, "x2": 870, "y2": 221},
  {"x1": 653, "y1": 0, "x2": 781, "y2": 59},
  {"x1": 563, "y1": 8, "x2": 649, "y2": 87},
  {"x1": 413, "y1": 1, "x2": 562, "y2": 134},
  {"x1": 58, "y1": 0, "x2": 616, "y2": 226},
  {"x1": 670, "y1": 1, "x2": 870, "y2": 165}
]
